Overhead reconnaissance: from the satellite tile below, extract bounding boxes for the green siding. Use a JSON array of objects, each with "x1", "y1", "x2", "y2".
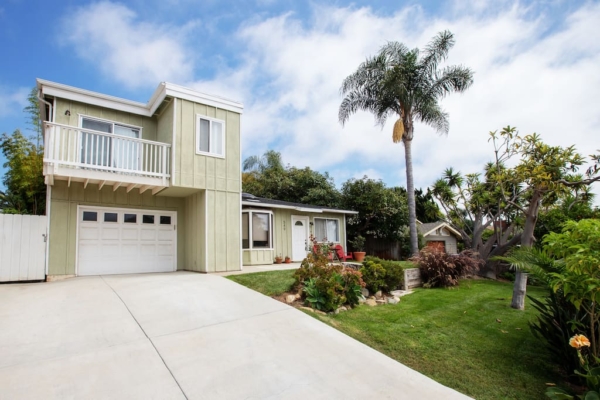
[
  {"x1": 172, "y1": 99, "x2": 240, "y2": 193},
  {"x1": 184, "y1": 191, "x2": 205, "y2": 272},
  {"x1": 48, "y1": 180, "x2": 186, "y2": 276},
  {"x1": 54, "y1": 99, "x2": 158, "y2": 141},
  {"x1": 156, "y1": 100, "x2": 174, "y2": 145},
  {"x1": 243, "y1": 208, "x2": 348, "y2": 265}
]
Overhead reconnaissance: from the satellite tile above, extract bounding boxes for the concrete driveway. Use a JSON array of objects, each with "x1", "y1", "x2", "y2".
[{"x1": 0, "y1": 272, "x2": 470, "y2": 399}]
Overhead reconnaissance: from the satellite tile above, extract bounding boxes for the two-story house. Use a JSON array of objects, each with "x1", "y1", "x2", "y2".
[{"x1": 38, "y1": 79, "x2": 243, "y2": 279}]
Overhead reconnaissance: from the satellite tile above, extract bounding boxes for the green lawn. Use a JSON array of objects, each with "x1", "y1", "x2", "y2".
[{"x1": 227, "y1": 270, "x2": 558, "y2": 400}]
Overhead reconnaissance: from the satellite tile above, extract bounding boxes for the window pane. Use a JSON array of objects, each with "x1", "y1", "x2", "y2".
[
  {"x1": 82, "y1": 118, "x2": 112, "y2": 133},
  {"x1": 252, "y1": 213, "x2": 270, "y2": 248},
  {"x1": 82, "y1": 211, "x2": 97, "y2": 222},
  {"x1": 211, "y1": 121, "x2": 223, "y2": 155},
  {"x1": 327, "y1": 219, "x2": 339, "y2": 242},
  {"x1": 124, "y1": 214, "x2": 137, "y2": 223},
  {"x1": 104, "y1": 213, "x2": 118, "y2": 222},
  {"x1": 242, "y1": 213, "x2": 249, "y2": 249},
  {"x1": 199, "y1": 119, "x2": 210, "y2": 152},
  {"x1": 114, "y1": 124, "x2": 139, "y2": 138},
  {"x1": 160, "y1": 216, "x2": 171, "y2": 225},
  {"x1": 314, "y1": 219, "x2": 326, "y2": 241},
  {"x1": 143, "y1": 215, "x2": 155, "y2": 224}
]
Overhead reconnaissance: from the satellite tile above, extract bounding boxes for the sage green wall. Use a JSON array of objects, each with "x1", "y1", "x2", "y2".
[
  {"x1": 48, "y1": 180, "x2": 185, "y2": 276},
  {"x1": 156, "y1": 100, "x2": 174, "y2": 145},
  {"x1": 205, "y1": 190, "x2": 241, "y2": 272},
  {"x1": 184, "y1": 191, "x2": 206, "y2": 272},
  {"x1": 172, "y1": 99, "x2": 241, "y2": 193},
  {"x1": 243, "y1": 208, "x2": 347, "y2": 265},
  {"x1": 54, "y1": 99, "x2": 158, "y2": 141}
]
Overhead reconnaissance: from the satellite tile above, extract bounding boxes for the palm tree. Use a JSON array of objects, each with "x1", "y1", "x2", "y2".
[
  {"x1": 339, "y1": 31, "x2": 474, "y2": 255},
  {"x1": 242, "y1": 150, "x2": 284, "y2": 173}
]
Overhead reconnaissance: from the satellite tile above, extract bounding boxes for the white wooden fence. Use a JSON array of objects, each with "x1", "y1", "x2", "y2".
[{"x1": 0, "y1": 214, "x2": 47, "y2": 282}]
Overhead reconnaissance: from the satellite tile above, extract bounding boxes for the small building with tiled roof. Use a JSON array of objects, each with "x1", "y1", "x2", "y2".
[{"x1": 241, "y1": 193, "x2": 357, "y2": 265}]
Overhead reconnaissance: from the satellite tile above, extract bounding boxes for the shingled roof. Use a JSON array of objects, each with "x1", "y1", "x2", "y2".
[{"x1": 241, "y1": 193, "x2": 357, "y2": 214}]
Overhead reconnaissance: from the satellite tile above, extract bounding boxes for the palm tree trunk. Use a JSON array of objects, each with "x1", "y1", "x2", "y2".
[{"x1": 403, "y1": 137, "x2": 419, "y2": 256}]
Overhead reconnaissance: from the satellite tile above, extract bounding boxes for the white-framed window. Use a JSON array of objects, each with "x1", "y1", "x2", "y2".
[
  {"x1": 242, "y1": 210, "x2": 273, "y2": 249},
  {"x1": 196, "y1": 115, "x2": 225, "y2": 158},
  {"x1": 79, "y1": 115, "x2": 142, "y2": 169},
  {"x1": 314, "y1": 218, "x2": 340, "y2": 242}
]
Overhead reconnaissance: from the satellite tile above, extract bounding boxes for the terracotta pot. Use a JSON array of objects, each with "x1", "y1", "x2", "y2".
[
  {"x1": 274, "y1": 257, "x2": 283, "y2": 264},
  {"x1": 284, "y1": 257, "x2": 291, "y2": 264},
  {"x1": 353, "y1": 252, "x2": 366, "y2": 262}
]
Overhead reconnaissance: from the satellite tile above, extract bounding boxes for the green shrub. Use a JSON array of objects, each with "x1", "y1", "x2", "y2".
[
  {"x1": 295, "y1": 253, "x2": 365, "y2": 312},
  {"x1": 360, "y1": 260, "x2": 386, "y2": 293},
  {"x1": 412, "y1": 249, "x2": 483, "y2": 288},
  {"x1": 362, "y1": 256, "x2": 406, "y2": 292}
]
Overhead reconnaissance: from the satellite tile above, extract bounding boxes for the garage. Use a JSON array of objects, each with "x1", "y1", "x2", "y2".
[{"x1": 77, "y1": 206, "x2": 177, "y2": 276}]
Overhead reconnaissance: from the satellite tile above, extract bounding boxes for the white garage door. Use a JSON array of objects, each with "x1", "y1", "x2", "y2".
[{"x1": 78, "y1": 206, "x2": 177, "y2": 276}]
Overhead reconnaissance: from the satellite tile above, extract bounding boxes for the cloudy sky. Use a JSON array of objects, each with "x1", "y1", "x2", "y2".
[{"x1": 1, "y1": 0, "x2": 598, "y2": 199}]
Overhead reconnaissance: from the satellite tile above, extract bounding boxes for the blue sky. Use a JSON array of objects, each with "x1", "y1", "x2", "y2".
[{"x1": 1, "y1": 0, "x2": 598, "y2": 201}]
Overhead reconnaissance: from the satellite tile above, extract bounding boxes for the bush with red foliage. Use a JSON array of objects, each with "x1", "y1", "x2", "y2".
[{"x1": 411, "y1": 249, "x2": 483, "y2": 288}]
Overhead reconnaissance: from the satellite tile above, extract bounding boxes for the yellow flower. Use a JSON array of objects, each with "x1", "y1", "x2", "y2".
[{"x1": 569, "y1": 334, "x2": 591, "y2": 349}]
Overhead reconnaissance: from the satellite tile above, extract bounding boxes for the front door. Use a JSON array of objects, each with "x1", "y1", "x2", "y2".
[{"x1": 291, "y1": 216, "x2": 309, "y2": 261}]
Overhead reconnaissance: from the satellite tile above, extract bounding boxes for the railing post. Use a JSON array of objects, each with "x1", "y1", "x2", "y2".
[{"x1": 162, "y1": 145, "x2": 167, "y2": 186}]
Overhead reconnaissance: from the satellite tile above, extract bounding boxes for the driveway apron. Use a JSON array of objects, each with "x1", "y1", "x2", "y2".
[{"x1": 0, "y1": 272, "x2": 471, "y2": 399}]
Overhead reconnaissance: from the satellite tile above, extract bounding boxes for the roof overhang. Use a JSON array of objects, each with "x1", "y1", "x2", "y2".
[
  {"x1": 422, "y1": 222, "x2": 461, "y2": 238},
  {"x1": 36, "y1": 79, "x2": 244, "y2": 117},
  {"x1": 241, "y1": 201, "x2": 358, "y2": 214}
]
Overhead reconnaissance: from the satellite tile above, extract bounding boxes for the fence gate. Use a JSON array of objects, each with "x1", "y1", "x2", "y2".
[{"x1": 0, "y1": 214, "x2": 47, "y2": 282}]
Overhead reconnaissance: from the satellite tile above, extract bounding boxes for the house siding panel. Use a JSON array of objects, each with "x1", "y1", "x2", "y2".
[
  {"x1": 54, "y1": 99, "x2": 159, "y2": 142},
  {"x1": 47, "y1": 180, "x2": 186, "y2": 276}
]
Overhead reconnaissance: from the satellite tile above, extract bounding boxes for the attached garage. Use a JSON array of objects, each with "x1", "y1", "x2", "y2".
[{"x1": 77, "y1": 206, "x2": 177, "y2": 276}]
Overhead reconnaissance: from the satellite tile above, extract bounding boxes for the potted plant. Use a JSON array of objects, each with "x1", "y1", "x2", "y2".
[
  {"x1": 350, "y1": 235, "x2": 366, "y2": 262},
  {"x1": 274, "y1": 255, "x2": 283, "y2": 264},
  {"x1": 284, "y1": 256, "x2": 291, "y2": 264}
]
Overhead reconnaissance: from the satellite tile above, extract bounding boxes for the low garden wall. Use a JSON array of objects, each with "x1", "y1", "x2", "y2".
[{"x1": 403, "y1": 268, "x2": 422, "y2": 290}]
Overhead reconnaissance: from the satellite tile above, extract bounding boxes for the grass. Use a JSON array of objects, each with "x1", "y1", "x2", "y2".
[
  {"x1": 228, "y1": 270, "x2": 559, "y2": 400},
  {"x1": 226, "y1": 270, "x2": 296, "y2": 296}
]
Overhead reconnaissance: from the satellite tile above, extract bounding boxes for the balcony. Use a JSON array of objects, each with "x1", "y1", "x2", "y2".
[{"x1": 43, "y1": 122, "x2": 171, "y2": 194}]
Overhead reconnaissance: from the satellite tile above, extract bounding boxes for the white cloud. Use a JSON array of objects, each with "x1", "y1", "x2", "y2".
[
  {"x1": 196, "y1": 2, "x2": 600, "y2": 200},
  {"x1": 61, "y1": 2, "x2": 196, "y2": 89},
  {"x1": 0, "y1": 86, "x2": 29, "y2": 118}
]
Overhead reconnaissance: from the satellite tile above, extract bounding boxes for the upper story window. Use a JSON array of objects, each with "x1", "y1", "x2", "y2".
[
  {"x1": 79, "y1": 116, "x2": 142, "y2": 168},
  {"x1": 81, "y1": 116, "x2": 141, "y2": 139},
  {"x1": 196, "y1": 115, "x2": 225, "y2": 158},
  {"x1": 314, "y1": 218, "x2": 340, "y2": 242}
]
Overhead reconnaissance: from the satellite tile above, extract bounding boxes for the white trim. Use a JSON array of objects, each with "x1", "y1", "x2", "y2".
[
  {"x1": 204, "y1": 191, "x2": 208, "y2": 272},
  {"x1": 195, "y1": 114, "x2": 226, "y2": 159},
  {"x1": 44, "y1": 185, "x2": 52, "y2": 277},
  {"x1": 79, "y1": 114, "x2": 144, "y2": 138},
  {"x1": 241, "y1": 201, "x2": 357, "y2": 214},
  {"x1": 313, "y1": 217, "x2": 341, "y2": 243},
  {"x1": 343, "y1": 214, "x2": 347, "y2": 252},
  {"x1": 422, "y1": 222, "x2": 461, "y2": 238},
  {"x1": 171, "y1": 98, "x2": 177, "y2": 185},
  {"x1": 37, "y1": 79, "x2": 244, "y2": 117},
  {"x1": 75, "y1": 205, "x2": 178, "y2": 275}
]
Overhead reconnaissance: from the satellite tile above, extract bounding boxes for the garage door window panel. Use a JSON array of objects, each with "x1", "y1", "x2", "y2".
[
  {"x1": 124, "y1": 214, "x2": 137, "y2": 223},
  {"x1": 83, "y1": 211, "x2": 97, "y2": 222},
  {"x1": 104, "y1": 213, "x2": 118, "y2": 222},
  {"x1": 143, "y1": 215, "x2": 155, "y2": 224}
]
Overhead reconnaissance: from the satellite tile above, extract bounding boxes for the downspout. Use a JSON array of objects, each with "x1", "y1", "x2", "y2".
[{"x1": 37, "y1": 90, "x2": 53, "y2": 280}]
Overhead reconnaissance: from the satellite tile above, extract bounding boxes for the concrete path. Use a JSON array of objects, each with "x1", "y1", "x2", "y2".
[{"x1": 0, "y1": 272, "x2": 471, "y2": 399}]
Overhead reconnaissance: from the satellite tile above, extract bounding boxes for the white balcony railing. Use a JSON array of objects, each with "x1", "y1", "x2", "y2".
[{"x1": 43, "y1": 122, "x2": 171, "y2": 185}]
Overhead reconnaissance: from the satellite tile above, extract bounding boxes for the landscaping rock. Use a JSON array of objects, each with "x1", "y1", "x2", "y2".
[
  {"x1": 358, "y1": 296, "x2": 366, "y2": 304},
  {"x1": 375, "y1": 290, "x2": 383, "y2": 299},
  {"x1": 387, "y1": 296, "x2": 400, "y2": 305},
  {"x1": 361, "y1": 288, "x2": 369, "y2": 298},
  {"x1": 365, "y1": 299, "x2": 378, "y2": 307},
  {"x1": 294, "y1": 293, "x2": 302, "y2": 300},
  {"x1": 300, "y1": 306, "x2": 327, "y2": 315},
  {"x1": 390, "y1": 289, "x2": 413, "y2": 298},
  {"x1": 285, "y1": 295, "x2": 296, "y2": 304},
  {"x1": 376, "y1": 299, "x2": 386, "y2": 304},
  {"x1": 334, "y1": 306, "x2": 348, "y2": 314}
]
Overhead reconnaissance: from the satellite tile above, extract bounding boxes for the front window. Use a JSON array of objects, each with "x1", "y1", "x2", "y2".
[
  {"x1": 196, "y1": 116, "x2": 225, "y2": 157},
  {"x1": 314, "y1": 218, "x2": 339, "y2": 242},
  {"x1": 242, "y1": 211, "x2": 273, "y2": 249}
]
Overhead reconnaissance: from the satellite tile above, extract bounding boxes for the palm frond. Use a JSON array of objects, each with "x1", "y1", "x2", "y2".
[{"x1": 428, "y1": 65, "x2": 474, "y2": 98}]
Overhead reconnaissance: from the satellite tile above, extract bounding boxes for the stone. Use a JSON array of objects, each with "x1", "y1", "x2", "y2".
[
  {"x1": 338, "y1": 306, "x2": 347, "y2": 312},
  {"x1": 376, "y1": 299, "x2": 386, "y2": 304},
  {"x1": 365, "y1": 299, "x2": 377, "y2": 307},
  {"x1": 375, "y1": 290, "x2": 383, "y2": 299},
  {"x1": 294, "y1": 293, "x2": 302, "y2": 300},
  {"x1": 358, "y1": 296, "x2": 366, "y2": 304},
  {"x1": 390, "y1": 289, "x2": 413, "y2": 298},
  {"x1": 285, "y1": 295, "x2": 296, "y2": 304},
  {"x1": 361, "y1": 288, "x2": 369, "y2": 298},
  {"x1": 387, "y1": 297, "x2": 400, "y2": 305}
]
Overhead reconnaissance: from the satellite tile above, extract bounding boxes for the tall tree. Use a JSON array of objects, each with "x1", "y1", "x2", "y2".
[
  {"x1": 0, "y1": 129, "x2": 45, "y2": 214},
  {"x1": 488, "y1": 127, "x2": 600, "y2": 309},
  {"x1": 339, "y1": 30, "x2": 474, "y2": 256}
]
